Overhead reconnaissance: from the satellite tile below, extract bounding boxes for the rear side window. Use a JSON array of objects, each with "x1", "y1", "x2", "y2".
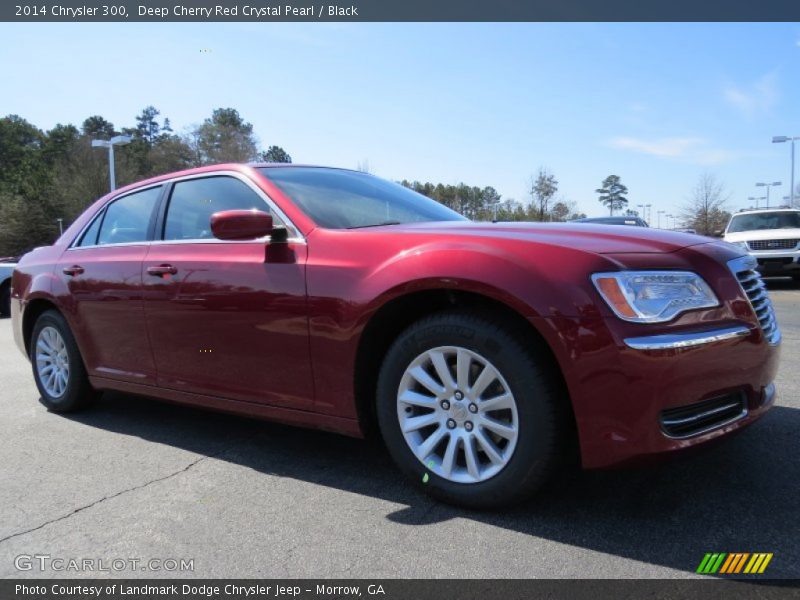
[
  {"x1": 163, "y1": 176, "x2": 272, "y2": 241},
  {"x1": 97, "y1": 186, "x2": 162, "y2": 246}
]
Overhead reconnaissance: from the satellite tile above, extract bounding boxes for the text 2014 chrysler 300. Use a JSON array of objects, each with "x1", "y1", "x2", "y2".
[{"x1": 11, "y1": 164, "x2": 780, "y2": 507}]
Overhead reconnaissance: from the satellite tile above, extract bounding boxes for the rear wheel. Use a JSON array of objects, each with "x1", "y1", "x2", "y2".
[
  {"x1": 376, "y1": 311, "x2": 566, "y2": 508},
  {"x1": 31, "y1": 310, "x2": 96, "y2": 412}
]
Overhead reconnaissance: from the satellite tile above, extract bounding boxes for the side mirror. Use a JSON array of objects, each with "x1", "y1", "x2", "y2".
[
  {"x1": 713, "y1": 230, "x2": 724, "y2": 238},
  {"x1": 210, "y1": 210, "x2": 273, "y2": 241}
]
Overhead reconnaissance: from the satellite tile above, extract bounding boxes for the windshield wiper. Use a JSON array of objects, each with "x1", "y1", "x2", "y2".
[{"x1": 347, "y1": 221, "x2": 401, "y2": 229}]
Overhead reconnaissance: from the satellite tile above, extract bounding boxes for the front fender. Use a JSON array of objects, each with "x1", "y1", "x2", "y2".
[{"x1": 304, "y1": 229, "x2": 613, "y2": 421}]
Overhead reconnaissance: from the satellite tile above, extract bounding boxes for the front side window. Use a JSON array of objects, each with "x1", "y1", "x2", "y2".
[
  {"x1": 76, "y1": 212, "x2": 103, "y2": 247},
  {"x1": 259, "y1": 167, "x2": 467, "y2": 229},
  {"x1": 96, "y1": 186, "x2": 162, "y2": 246},
  {"x1": 727, "y1": 211, "x2": 800, "y2": 233},
  {"x1": 163, "y1": 176, "x2": 276, "y2": 241}
]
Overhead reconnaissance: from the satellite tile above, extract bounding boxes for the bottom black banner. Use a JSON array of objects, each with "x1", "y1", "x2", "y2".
[{"x1": 2, "y1": 579, "x2": 799, "y2": 600}]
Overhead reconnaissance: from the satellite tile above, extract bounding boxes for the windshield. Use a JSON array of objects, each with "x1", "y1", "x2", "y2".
[
  {"x1": 259, "y1": 167, "x2": 467, "y2": 229},
  {"x1": 727, "y1": 211, "x2": 800, "y2": 233}
]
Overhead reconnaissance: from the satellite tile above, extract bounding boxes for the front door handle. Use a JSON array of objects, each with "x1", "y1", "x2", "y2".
[
  {"x1": 62, "y1": 265, "x2": 84, "y2": 276},
  {"x1": 146, "y1": 264, "x2": 178, "y2": 277}
]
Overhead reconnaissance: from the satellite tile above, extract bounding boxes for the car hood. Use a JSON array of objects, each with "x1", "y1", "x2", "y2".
[
  {"x1": 379, "y1": 221, "x2": 712, "y2": 254},
  {"x1": 724, "y1": 228, "x2": 800, "y2": 242}
]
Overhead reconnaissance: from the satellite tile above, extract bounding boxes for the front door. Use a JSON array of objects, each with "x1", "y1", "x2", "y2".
[{"x1": 142, "y1": 174, "x2": 313, "y2": 409}]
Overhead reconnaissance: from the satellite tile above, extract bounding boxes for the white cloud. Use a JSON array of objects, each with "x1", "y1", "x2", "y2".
[
  {"x1": 609, "y1": 136, "x2": 702, "y2": 158},
  {"x1": 723, "y1": 72, "x2": 779, "y2": 117},
  {"x1": 607, "y1": 136, "x2": 737, "y2": 166}
]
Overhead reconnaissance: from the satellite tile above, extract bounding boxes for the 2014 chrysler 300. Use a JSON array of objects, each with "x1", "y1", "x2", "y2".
[{"x1": 11, "y1": 164, "x2": 780, "y2": 507}]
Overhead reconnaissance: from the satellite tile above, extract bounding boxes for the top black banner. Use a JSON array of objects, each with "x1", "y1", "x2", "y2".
[{"x1": 3, "y1": 0, "x2": 800, "y2": 22}]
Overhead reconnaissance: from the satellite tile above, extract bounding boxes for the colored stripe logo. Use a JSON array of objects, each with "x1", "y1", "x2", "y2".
[{"x1": 697, "y1": 553, "x2": 773, "y2": 574}]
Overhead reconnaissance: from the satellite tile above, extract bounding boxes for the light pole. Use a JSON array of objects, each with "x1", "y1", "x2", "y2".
[
  {"x1": 645, "y1": 203, "x2": 652, "y2": 223},
  {"x1": 56, "y1": 218, "x2": 63, "y2": 236},
  {"x1": 636, "y1": 204, "x2": 644, "y2": 218},
  {"x1": 666, "y1": 214, "x2": 674, "y2": 229},
  {"x1": 755, "y1": 181, "x2": 781, "y2": 208},
  {"x1": 748, "y1": 196, "x2": 767, "y2": 209},
  {"x1": 91, "y1": 135, "x2": 131, "y2": 191},
  {"x1": 773, "y1": 136, "x2": 798, "y2": 206},
  {"x1": 657, "y1": 210, "x2": 665, "y2": 228}
]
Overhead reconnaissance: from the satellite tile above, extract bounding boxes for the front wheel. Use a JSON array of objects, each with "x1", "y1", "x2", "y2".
[
  {"x1": 376, "y1": 311, "x2": 567, "y2": 508},
  {"x1": 30, "y1": 310, "x2": 96, "y2": 412}
]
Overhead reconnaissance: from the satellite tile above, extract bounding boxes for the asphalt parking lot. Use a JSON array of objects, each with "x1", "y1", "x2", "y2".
[{"x1": 0, "y1": 281, "x2": 798, "y2": 580}]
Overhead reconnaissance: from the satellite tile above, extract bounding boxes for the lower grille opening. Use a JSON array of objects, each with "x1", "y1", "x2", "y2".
[
  {"x1": 756, "y1": 258, "x2": 793, "y2": 267},
  {"x1": 660, "y1": 392, "x2": 747, "y2": 439}
]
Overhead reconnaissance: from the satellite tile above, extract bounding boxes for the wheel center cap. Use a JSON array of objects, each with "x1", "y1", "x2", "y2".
[{"x1": 452, "y1": 403, "x2": 467, "y2": 421}]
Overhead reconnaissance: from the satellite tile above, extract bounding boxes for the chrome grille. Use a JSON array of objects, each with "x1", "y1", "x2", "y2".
[
  {"x1": 747, "y1": 239, "x2": 799, "y2": 251},
  {"x1": 728, "y1": 255, "x2": 781, "y2": 345}
]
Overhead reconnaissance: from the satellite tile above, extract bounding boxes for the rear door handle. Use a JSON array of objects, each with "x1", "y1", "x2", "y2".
[
  {"x1": 146, "y1": 264, "x2": 178, "y2": 277},
  {"x1": 62, "y1": 265, "x2": 84, "y2": 276}
]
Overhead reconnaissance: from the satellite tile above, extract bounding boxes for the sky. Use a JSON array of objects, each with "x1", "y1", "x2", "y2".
[{"x1": 1, "y1": 22, "x2": 799, "y2": 224}]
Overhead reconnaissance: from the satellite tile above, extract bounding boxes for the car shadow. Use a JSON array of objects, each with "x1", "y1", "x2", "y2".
[{"x1": 59, "y1": 390, "x2": 800, "y2": 579}]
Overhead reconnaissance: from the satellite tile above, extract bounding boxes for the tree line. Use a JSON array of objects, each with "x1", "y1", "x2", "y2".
[
  {"x1": 0, "y1": 106, "x2": 292, "y2": 256},
  {"x1": 0, "y1": 106, "x2": 734, "y2": 257},
  {"x1": 399, "y1": 171, "x2": 586, "y2": 224}
]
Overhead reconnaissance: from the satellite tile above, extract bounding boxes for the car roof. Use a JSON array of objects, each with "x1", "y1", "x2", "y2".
[
  {"x1": 104, "y1": 163, "x2": 360, "y2": 199},
  {"x1": 249, "y1": 163, "x2": 356, "y2": 171}
]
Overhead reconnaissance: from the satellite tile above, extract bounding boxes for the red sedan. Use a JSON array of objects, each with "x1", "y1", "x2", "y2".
[{"x1": 11, "y1": 164, "x2": 780, "y2": 507}]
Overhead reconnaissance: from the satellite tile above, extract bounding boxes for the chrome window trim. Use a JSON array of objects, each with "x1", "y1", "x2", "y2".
[
  {"x1": 624, "y1": 325, "x2": 750, "y2": 351},
  {"x1": 66, "y1": 170, "x2": 305, "y2": 251},
  {"x1": 67, "y1": 182, "x2": 165, "y2": 250},
  {"x1": 140, "y1": 236, "x2": 307, "y2": 246},
  {"x1": 67, "y1": 241, "x2": 153, "y2": 251}
]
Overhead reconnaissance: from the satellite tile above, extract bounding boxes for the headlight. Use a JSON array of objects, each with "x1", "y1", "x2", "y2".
[
  {"x1": 733, "y1": 241, "x2": 750, "y2": 251},
  {"x1": 591, "y1": 271, "x2": 719, "y2": 323}
]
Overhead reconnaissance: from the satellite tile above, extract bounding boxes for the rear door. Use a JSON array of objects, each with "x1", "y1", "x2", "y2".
[
  {"x1": 141, "y1": 173, "x2": 313, "y2": 409},
  {"x1": 56, "y1": 185, "x2": 163, "y2": 385}
]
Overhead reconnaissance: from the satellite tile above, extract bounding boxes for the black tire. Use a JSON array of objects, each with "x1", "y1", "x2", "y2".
[
  {"x1": 0, "y1": 281, "x2": 10, "y2": 318},
  {"x1": 792, "y1": 274, "x2": 800, "y2": 284},
  {"x1": 30, "y1": 309, "x2": 96, "y2": 412},
  {"x1": 376, "y1": 310, "x2": 568, "y2": 509}
]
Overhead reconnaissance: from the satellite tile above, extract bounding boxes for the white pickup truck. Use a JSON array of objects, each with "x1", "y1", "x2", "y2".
[{"x1": 723, "y1": 208, "x2": 800, "y2": 280}]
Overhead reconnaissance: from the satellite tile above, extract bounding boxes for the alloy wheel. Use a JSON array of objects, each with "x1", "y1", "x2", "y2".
[
  {"x1": 396, "y1": 346, "x2": 519, "y2": 484},
  {"x1": 35, "y1": 326, "x2": 70, "y2": 398}
]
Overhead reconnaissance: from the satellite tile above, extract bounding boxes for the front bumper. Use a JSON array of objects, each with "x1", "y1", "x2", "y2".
[
  {"x1": 538, "y1": 316, "x2": 780, "y2": 469},
  {"x1": 748, "y1": 250, "x2": 800, "y2": 274}
]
